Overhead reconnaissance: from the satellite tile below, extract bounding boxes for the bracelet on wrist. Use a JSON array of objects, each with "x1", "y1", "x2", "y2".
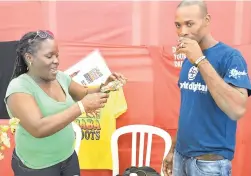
[
  {"x1": 77, "y1": 101, "x2": 85, "y2": 114},
  {"x1": 194, "y1": 56, "x2": 206, "y2": 67},
  {"x1": 197, "y1": 59, "x2": 208, "y2": 68}
]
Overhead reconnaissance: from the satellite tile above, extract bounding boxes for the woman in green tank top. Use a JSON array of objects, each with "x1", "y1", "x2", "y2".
[{"x1": 5, "y1": 30, "x2": 126, "y2": 176}]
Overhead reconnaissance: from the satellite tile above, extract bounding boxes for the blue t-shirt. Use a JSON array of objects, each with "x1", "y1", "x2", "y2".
[{"x1": 176, "y1": 42, "x2": 251, "y2": 160}]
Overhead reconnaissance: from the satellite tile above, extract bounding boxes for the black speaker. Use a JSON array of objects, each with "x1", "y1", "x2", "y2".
[{"x1": 0, "y1": 41, "x2": 18, "y2": 119}]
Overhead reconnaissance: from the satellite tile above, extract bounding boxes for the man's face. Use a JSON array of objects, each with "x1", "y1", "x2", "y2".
[{"x1": 175, "y1": 5, "x2": 209, "y2": 43}]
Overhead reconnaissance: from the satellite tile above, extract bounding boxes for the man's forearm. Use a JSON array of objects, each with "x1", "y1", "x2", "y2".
[
  {"x1": 198, "y1": 60, "x2": 246, "y2": 120},
  {"x1": 170, "y1": 134, "x2": 177, "y2": 153}
]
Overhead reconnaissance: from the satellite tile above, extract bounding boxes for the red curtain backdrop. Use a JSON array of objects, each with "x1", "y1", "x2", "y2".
[{"x1": 0, "y1": 1, "x2": 251, "y2": 176}]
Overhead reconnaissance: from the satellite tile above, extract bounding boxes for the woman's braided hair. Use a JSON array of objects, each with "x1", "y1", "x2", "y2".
[{"x1": 11, "y1": 31, "x2": 54, "y2": 79}]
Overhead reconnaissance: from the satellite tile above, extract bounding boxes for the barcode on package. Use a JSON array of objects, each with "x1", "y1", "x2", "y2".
[{"x1": 83, "y1": 67, "x2": 103, "y2": 84}]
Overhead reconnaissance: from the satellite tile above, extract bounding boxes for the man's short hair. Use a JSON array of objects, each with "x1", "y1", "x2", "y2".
[{"x1": 177, "y1": 0, "x2": 208, "y2": 16}]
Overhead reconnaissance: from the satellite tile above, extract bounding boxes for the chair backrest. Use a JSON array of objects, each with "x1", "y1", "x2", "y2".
[
  {"x1": 72, "y1": 122, "x2": 82, "y2": 155},
  {"x1": 111, "y1": 125, "x2": 172, "y2": 176}
]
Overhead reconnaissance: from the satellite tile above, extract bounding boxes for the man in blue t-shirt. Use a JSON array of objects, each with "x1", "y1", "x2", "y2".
[{"x1": 162, "y1": 1, "x2": 251, "y2": 176}]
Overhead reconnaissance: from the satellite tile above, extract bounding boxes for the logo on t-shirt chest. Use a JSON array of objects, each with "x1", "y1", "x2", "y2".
[
  {"x1": 179, "y1": 65, "x2": 208, "y2": 93},
  {"x1": 74, "y1": 113, "x2": 101, "y2": 141}
]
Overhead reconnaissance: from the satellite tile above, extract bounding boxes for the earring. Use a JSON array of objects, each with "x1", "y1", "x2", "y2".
[{"x1": 27, "y1": 62, "x2": 31, "y2": 70}]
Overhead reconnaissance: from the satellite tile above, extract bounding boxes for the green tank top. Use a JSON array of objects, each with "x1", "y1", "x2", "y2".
[{"x1": 5, "y1": 71, "x2": 75, "y2": 169}]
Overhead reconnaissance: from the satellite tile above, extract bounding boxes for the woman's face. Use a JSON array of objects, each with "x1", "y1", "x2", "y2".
[{"x1": 27, "y1": 39, "x2": 59, "y2": 81}]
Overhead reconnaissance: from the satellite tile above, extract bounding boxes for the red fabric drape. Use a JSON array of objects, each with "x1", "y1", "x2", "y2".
[{"x1": 0, "y1": 1, "x2": 251, "y2": 176}]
